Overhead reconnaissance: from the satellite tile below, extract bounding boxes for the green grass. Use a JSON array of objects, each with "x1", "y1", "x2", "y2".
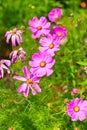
[{"x1": 1, "y1": 0, "x2": 87, "y2": 130}]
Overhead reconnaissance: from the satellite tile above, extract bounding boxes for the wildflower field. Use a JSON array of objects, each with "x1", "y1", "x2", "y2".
[{"x1": 1, "y1": 0, "x2": 87, "y2": 130}]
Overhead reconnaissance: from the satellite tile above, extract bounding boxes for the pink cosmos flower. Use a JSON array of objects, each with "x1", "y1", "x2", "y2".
[
  {"x1": 71, "y1": 88, "x2": 78, "y2": 95},
  {"x1": 28, "y1": 16, "x2": 50, "y2": 39},
  {"x1": 5, "y1": 28, "x2": 23, "y2": 46},
  {"x1": 48, "y1": 8, "x2": 62, "y2": 22},
  {"x1": 39, "y1": 34, "x2": 60, "y2": 56},
  {"x1": 52, "y1": 26, "x2": 67, "y2": 40},
  {"x1": 13, "y1": 66, "x2": 41, "y2": 98},
  {"x1": 29, "y1": 52, "x2": 55, "y2": 77},
  {"x1": 0, "y1": 59, "x2": 11, "y2": 78},
  {"x1": 67, "y1": 98, "x2": 87, "y2": 121},
  {"x1": 9, "y1": 47, "x2": 26, "y2": 64}
]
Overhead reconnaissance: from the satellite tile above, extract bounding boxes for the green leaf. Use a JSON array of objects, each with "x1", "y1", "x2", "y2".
[
  {"x1": 76, "y1": 61, "x2": 87, "y2": 66},
  {"x1": 79, "y1": 80, "x2": 87, "y2": 85}
]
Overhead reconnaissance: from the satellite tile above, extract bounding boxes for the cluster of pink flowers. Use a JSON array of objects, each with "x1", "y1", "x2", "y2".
[
  {"x1": 0, "y1": 28, "x2": 26, "y2": 78},
  {"x1": 12, "y1": 8, "x2": 64, "y2": 98},
  {"x1": 28, "y1": 8, "x2": 87, "y2": 122},
  {"x1": 0, "y1": 27, "x2": 25, "y2": 78},
  {"x1": 2, "y1": 7, "x2": 87, "y2": 122},
  {"x1": 3, "y1": 7, "x2": 67, "y2": 98},
  {"x1": 28, "y1": 11, "x2": 67, "y2": 40}
]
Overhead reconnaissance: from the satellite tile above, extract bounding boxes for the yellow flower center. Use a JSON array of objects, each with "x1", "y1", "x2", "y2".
[
  {"x1": 37, "y1": 26, "x2": 42, "y2": 30},
  {"x1": 73, "y1": 106, "x2": 80, "y2": 112},
  {"x1": 54, "y1": 14, "x2": 58, "y2": 19},
  {"x1": 40, "y1": 61, "x2": 46, "y2": 67},
  {"x1": 49, "y1": 43, "x2": 54, "y2": 49},
  {"x1": 57, "y1": 32, "x2": 62, "y2": 37},
  {"x1": 12, "y1": 29, "x2": 17, "y2": 34},
  {"x1": 27, "y1": 79, "x2": 33, "y2": 84}
]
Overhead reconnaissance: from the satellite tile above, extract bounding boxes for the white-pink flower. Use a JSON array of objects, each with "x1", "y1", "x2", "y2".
[
  {"x1": 28, "y1": 16, "x2": 50, "y2": 39},
  {"x1": 9, "y1": 47, "x2": 26, "y2": 64},
  {"x1": 5, "y1": 28, "x2": 23, "y2": 46},
  {"x1": 0, "y1": 59, "x2": 11, "y2": 78},
  {"x1": 13, "y1": 66, "x2": 41, "y2": 98},
  {"x1": 39, "y1": 34, "x2": 60, "y2": 56},
  {"x1": 29, "y1": 52, "x2": 55, "y2": 77}
]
